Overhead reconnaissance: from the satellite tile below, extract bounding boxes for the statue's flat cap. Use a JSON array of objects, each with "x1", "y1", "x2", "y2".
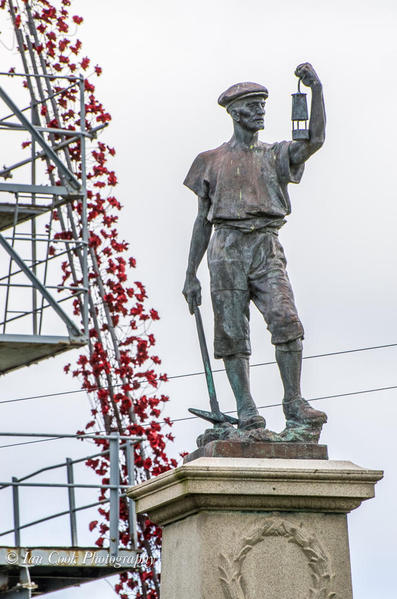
[{"x1": 218, "y1": 82, "x2": 269, "y2": 108}]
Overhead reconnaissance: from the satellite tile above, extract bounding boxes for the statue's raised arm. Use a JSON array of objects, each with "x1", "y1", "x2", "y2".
[{"x1": 289, "y1": 62, "x2": 326, "y2": 166}]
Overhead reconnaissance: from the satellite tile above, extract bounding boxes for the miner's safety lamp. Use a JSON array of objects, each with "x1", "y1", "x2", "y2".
[{"x1": 291, "y1": 79, "x2": 310, "y2": 140}]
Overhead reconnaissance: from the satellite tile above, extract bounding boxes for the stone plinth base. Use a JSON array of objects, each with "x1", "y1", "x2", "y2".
[
  {"x1": 185, "y1": 440, "x2": 328, "y2": 462},
  {"x1": 129, "y1": 458, "x2": 383, "y2": 599}
]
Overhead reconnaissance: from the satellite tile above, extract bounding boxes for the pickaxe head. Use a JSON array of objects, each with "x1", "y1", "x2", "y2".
[{"x1": 188, "y1": 407, "x2": 238, "y2": 426}]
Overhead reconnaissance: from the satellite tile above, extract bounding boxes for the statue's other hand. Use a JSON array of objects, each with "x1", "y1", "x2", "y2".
[
  {"x1": 295, "y1": 62, "x2": 321, "y2": 88},
  {"x1": 182, "y1": 275, "x2": 202, "y2": 314}
]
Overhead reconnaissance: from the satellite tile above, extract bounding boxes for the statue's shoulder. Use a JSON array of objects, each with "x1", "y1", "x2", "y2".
[
  {"x1": 185, "y1": 143, "x2": 227, "y2": 192},
  {"x1": 194, "y1": 142, "x2": 228, "y2": 163},
  {"x1": 258, "y1": 140, "x2": 284, "y2": 152}
]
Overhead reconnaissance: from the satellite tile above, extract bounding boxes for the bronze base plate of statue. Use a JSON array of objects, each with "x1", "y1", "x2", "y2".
[
  {"x1": 183, "y1": 63, "x2": 327, "y2": 455},
  {"x1": 184, "y1": 439, "x2": 328, "y2": 463}
]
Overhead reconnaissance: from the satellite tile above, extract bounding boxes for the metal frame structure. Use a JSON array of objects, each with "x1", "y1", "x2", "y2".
[
  {"x1": 0, "y1": 432, "x2": 142, "y2": 598},
  {"x1": 0, "y1": 3, "x2": 161, "y2": 594},
  {"x1": 0, "y1": 72, "x2": 92, "y2": 374}
]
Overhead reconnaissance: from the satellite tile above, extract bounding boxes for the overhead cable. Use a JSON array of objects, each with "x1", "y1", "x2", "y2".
[
  {"x1": 165, "y1": 384, "x2": 397, "y2": 424},
  {"x1": 0, "y1": 383, "x2": 396, "y2": 449},
  {"x1": 1, "y1": 341, "x2": 396, "y2": 406}
]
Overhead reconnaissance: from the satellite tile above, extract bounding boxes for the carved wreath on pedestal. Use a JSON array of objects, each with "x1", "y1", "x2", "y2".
[{"x1": 218, "y1": 516, "x2": 336, "y2": 599}]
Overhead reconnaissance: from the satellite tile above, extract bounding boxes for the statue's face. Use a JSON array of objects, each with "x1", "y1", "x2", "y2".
[{"x1": 230, "y1": 95, "x2": 266, "y2": 132}]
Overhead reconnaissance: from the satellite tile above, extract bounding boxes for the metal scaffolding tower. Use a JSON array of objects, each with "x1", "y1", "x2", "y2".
[
  {"x1": 0, "y1": 72, "x2": 90, "y2": 374},
  {"x1": 0, "y1": 432, "x2": 141, "y2": 598},
  {"x1": 0, "y1": 3, "x2": 163, "y2": 595}
]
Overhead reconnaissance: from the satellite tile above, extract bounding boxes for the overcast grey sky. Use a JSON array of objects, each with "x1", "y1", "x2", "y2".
[{"x1": 1, "y1": 1, "x2": 397, "y2": 597}]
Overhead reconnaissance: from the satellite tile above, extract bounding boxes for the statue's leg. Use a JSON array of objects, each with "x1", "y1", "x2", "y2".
[
  {"x1": 208, "y1": 228, "x2": 266, "y2": 430},
  {"x1": 223, "y1": 354, "x2": 266, "y2": 430},
  {"x1": 275, "y1": 338, "x2": 303, "y2": 400},
  {"x1": 250, "y1": 230, "x2": 326, "y2": 426},
  {"x1": 276, "y1": 339, "x2": 327, "y2": 425}
]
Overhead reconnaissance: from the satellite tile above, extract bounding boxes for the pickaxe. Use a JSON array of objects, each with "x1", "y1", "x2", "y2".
[{"x1": 188, "y1": 302, "x2": 238, "y2": 426}]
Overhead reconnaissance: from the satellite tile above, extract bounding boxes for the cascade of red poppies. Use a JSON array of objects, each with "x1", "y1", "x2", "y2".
[{"x1": 1, "y1": 1, "x2": 176, "y2": 597}]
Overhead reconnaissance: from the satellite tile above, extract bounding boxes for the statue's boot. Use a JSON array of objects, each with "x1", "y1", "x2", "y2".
[
  {"x1": 239, "y1": 413, "x2": 266, "y2": 430},
  {"x1": 276, "y1": 341, "x2": 327, "y2": 426},
  {"x1": 283, "y1": 397, "x2": 327, "y2": 426},
  {"x1": 223, "y1": 355, "x2": 266, "y2": 430}
]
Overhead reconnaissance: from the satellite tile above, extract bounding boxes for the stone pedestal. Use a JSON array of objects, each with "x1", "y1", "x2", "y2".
[{"x1": 129, "y1": 458, "x2": 383, "y2": 599}]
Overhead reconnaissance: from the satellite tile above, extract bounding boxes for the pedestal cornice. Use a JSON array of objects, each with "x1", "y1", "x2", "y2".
[{"x1": 128, "y1": 458, "x2": 383, "y2": 526}]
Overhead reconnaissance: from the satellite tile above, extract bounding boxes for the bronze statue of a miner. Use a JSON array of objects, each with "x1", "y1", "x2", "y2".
[{"x1": 183, "y1": 62, "x2": 327, "y2": 434}]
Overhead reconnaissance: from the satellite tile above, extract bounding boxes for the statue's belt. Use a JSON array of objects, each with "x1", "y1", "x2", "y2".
[{"x1": 213, "y1": 221, "x2": 282, "y2": 234}]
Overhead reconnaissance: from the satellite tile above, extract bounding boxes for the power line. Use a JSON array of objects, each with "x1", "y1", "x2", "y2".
[
  {"x1": 169, "y1": 342, "x2": 397, "y2": 379},
  {"x1": 0, "y1": 383, "x2": 396, "y2": 449},
  {"x1": 0, "y1": 437, "x2": 62, "y2": 450},
  {"x1": 0, "y1": 388, "x2": 86, "y2": 405},
  {"x1": 1, "y1": 342, "x2": 397, "y2": 407},
  {"x1": 165, "y1": 383, "x2": 397, "y2": 424}
]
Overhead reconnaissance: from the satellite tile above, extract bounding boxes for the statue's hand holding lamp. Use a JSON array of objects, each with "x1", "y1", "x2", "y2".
[{"x1": 292, "y1": 61, "x2": 321, "y2": 140}]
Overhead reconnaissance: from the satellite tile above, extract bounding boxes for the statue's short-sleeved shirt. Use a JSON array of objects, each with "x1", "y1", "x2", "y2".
[
  {"x1": 183, "y1": 140, "x2": 304, "y2": 224},
  {"x1": 184, "y1": 139, "x2": 305, "y2": 354}
]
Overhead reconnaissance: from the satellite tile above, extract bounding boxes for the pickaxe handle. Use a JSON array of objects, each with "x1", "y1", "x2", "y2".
[
  {"x1": 190, "y1": 303, "x2": 238, "y2": 426},
  {"x1": 193, "y1": 302, "x2": 221, "y2": 417}
]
